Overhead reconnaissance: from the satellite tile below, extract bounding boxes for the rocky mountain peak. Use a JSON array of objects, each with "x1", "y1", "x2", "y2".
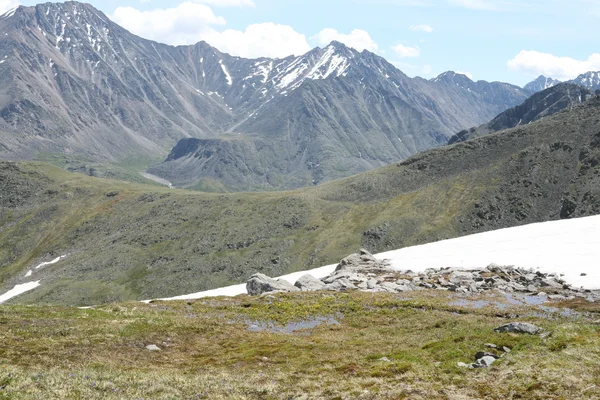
[
  {"x1": 523, "y1": 75, "x2": 561, "y2": 93},
  {"x1": 570, "y1": 71, "x2": 600, "y2": 90},
  {"x1": 432, "y1": 71, "x2": 473, "y2": 84}
]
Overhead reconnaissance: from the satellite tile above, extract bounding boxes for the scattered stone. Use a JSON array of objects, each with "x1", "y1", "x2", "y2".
[
  {"x1": 502, "y1": 346, "x2": 511, "y2": 353},
  {"x1": 540, "y1": 331, "x2": 553, "y2": 339},
  {"x1": 484, "y1": 343, "x2": 498, "y2": 349},
  {"x1": 378, "y1": 357, "x2": 392, "y2": 362},
  {"x1": 581, "y1": 273, "x2": 588, "y2": 276},
  {"x1": 591, "y1": 320, "x2": 600, "y2": 326},
  {"x1": 457, "y1": 362, "x2": 472, "y2": 369},
  {"x1": 105, "y1": 191, "x2": 119, "y2": 197},
  {"x1": 146, "y1": 344, "x2": 161, "y2": 351},
  {"x1": 474, "y1": 356, "x2": 497, "y2": 368},
  {"x1": 245, "y1": 251, "x2": 600, "y2": 301},
  {"x1": 246, "y1": 273, "x2": 300, "y2": 296},
  {"x1": 475, "y1": 352, "x2": 499, "y2": 361},
  {"x1": 494, "y1": 322, "x2": 542, "y2": 335}
]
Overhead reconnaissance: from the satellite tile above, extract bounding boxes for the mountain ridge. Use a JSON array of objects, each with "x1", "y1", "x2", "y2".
[{"x1": 0, "y1": 1, "x2": 530, "y2": 190}]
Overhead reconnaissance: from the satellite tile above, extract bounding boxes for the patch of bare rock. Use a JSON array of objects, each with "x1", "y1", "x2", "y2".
[{"x1": 246, "y1": 249, "x2": 599, "y2": 302}]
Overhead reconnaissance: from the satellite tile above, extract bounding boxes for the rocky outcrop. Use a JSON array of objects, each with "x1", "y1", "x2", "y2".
[
  {"x1": 246, "y1": 273, "x2": 300, "y2": 296},
  {"x1": 494, "y1": 322, "x2": 542, "y2": 335},
  {"x1": 246, "y1": 250, "x2": 600, "y2": 301}
]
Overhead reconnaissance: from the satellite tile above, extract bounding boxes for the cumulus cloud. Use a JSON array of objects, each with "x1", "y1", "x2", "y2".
[
  {"x1": 313, "y1": 28, "x2": 379, "y2": 52},
  {"x1": 111, "y1": 3, "x2": 226, "y2": 45},
  {"x1": 205, "y1": 23, "x2": 311, "y2": 58},
  {"x1": 111, "y1": 2, "x2": 309, "y2": 58},
  {"x1": 409, "y1": 24, "x2": 433, "y2": 33},
  {"x1": 391, "y1": 44, "x2": 421, "y2": 58},
  {"x1": 507, "y1": 50, "x2": 600, "y2": 80},
  {"x1": 0, "y1": 0, "x2": 19, "y2": 15}
]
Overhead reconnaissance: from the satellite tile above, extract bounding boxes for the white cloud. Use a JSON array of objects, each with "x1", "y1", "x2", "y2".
[
  {"x1": 409, "y1": 24, "x2": 433, "y2": 33},
  {"x1": 111, "y1": 2, "x2": 309, "y2": 58},
  {"x1": 205, "y1": 23, "x2": 311, "y2": 58},
  {"x1": 391, "y1": 44, "x2": 421, "y2": 58},
  {"x1": 507, "y1": 50, "x2": 600, "y2": 81},
  {"x1": 313, "y1": 28, "x2": 378, "y2": 52},
  {"x1": 456, "y1": 71, "x2": 474, "y2": 79},
  {"x1": 0, "y1": 0, "x2": 19, "y2": 15},
  {"x1": 111, "y1": 3, "x2": 226, "y2": 45}
]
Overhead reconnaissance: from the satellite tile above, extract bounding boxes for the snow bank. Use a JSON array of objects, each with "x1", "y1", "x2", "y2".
[
  {"x1": 0, "y1": 281, "x2": 41, "y2": 304},
  {"x1": 152, "y1": 215, "x2": 600, "y2": 301}
]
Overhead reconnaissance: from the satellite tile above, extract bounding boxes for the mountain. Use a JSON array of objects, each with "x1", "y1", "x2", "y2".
[
  {"x1": 2, "y1": 96, "x2": 600, "y2": 305},
  {"x1": 448, "y1": 83, "x2": 593, "y2": 144},
  {"x1": 523, "y1": 75, "x2": 561, "y2": 92},
  {"x1": 0, "y1": 2, "x2": 529, "y2": 190},
  {"x1": 148, "y1": 69, "x2": 528, "y2": 191},
  {"x1": 569, "y1": 71, "x2": 600, "y2": 90}
]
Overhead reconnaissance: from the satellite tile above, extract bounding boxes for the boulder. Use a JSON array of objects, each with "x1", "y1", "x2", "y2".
[
  {"x1": 146, "y1": 344, "x2": 161, "y2": 351},
  {"x1": 473, "y1": 356, "x2": 497, "y2": 368},
  {"x1": 294, "y1": 275, "x2": 327, "y2": 291},
  {"x1": 494, "y1": 322, "x2": 542, "y2": 335},
  {"x1": 246, "y1": 273, "x2": 300, "y2": 296}
]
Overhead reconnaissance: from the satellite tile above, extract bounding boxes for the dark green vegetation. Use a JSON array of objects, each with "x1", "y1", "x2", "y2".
[
  {"x1": 1, "y1": 98, "x2": 600, "y2": 305},
  {"x1": 1, "y1": 291, "x2": 599, "y2": 399}
]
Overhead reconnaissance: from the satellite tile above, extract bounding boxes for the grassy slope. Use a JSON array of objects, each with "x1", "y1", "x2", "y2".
[
  {"x1": 1, "y1": 99, "x2": 600, "y2": 306},
  {"x1": 0, "y1": 291, "x2": 599, "y2": 399}
]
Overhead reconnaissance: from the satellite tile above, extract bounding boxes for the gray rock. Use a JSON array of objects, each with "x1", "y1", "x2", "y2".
[
  {"x1": 457, "y1": 362, "x2": 473, "y2": 369},
  {"x1": 295, "y1": 275, "x2": 327, "y2": 291},
  {"x1": 146, "y1": 344, "x2": 161, "y2": 351},
  {"x1": 475, "y1": 352, "x2": 499, "y2": 361},
  {"x1": 246, "y1": 273, "x2": 300, "y2": 296},
  {"x1": 474, "y1": 356, "x2": 497, "y2": 368},
  {"x1": 449, "y1": 271, "x2": 475, "y2": 285},
  {"x1": 494, "y1": 322, "x2": 542, "y2": 335},
  {"x1": 484, "y1": 343, "x2": 498, "y2": 349}
]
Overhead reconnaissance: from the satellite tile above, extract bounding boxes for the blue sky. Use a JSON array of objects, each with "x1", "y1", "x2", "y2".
[{"x1": 8, "y1": 0, "x2": 600, "y2": 86}]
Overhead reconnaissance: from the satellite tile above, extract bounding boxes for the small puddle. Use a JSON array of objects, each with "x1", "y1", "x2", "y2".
[
  {"x1": 449, "y1": 299, "x2": 490, "y2": 309},
  {"x1": 247, "y1": 316, "x2": 340, "y2": 334}
]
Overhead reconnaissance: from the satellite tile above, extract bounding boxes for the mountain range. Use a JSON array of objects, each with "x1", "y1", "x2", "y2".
[
  {"x1": 523, "y1": 71, "x2": 600, "y2": 93},
  {"x1": 0, "y1": 1, "x2": 534, "y2": 191}
]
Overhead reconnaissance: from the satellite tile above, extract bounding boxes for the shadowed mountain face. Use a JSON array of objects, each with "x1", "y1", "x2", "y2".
[
  {"x1": 0, "y1": 2, "x2": 529, "y2": 190},
  {"x1": 448, "y1": 83, "x2": 594, "y2": 145}
]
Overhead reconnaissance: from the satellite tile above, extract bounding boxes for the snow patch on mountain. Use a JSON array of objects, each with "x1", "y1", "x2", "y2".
[{"x1": 219, "y1": 59, "x2": 233, "y2": 86}]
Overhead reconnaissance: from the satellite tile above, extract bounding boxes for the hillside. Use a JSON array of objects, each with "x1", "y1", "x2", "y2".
[
  {"x1": 448, "y1": 83, "x2": 593, "y2": 144},
  {"x1": 0, "y1": 2, "x2": 528, "y2": 191},
  {"x1": 1, "y1": 96, "x2": 599, "y2": 306}
]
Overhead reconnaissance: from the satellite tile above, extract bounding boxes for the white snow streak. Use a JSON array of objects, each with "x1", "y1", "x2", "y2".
[
  {"x1": 150, "y1": 215, "x2": 600, "y2": 301},
  {"x1": 0, "y1": 281, "x2": 41, "y2": 304},
  {"x1": 219, "y1": 60, "x2": 232, "y2": 86},
  {"x1": 35, "y1": 255, "x2": 67, "y2": 270}
]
